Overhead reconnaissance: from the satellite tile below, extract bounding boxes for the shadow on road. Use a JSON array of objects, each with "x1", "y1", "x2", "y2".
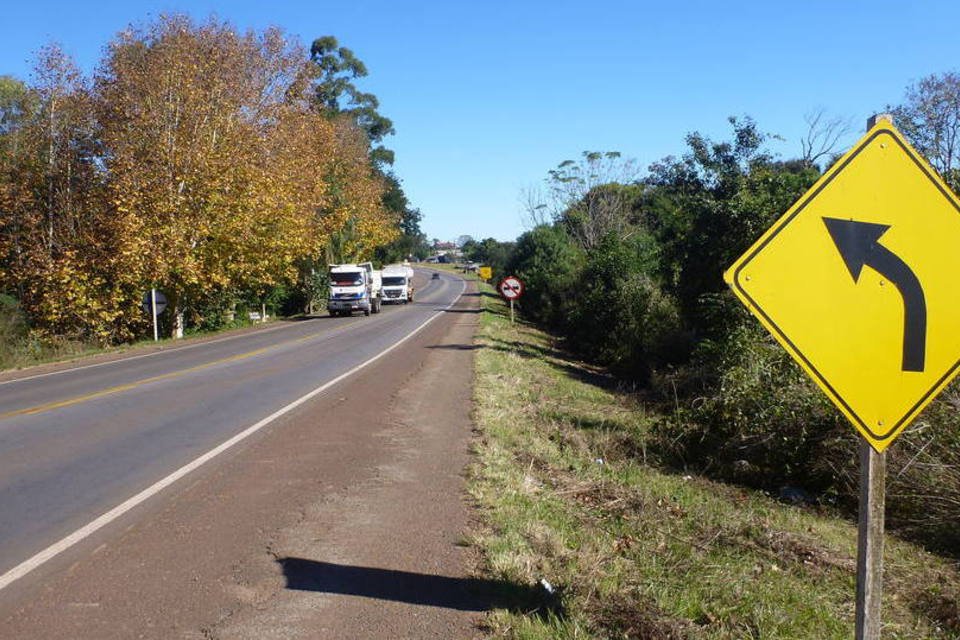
[
  {"x1": 278, "y1": 558, "x2": 563, "y2": 617},
  {"x1": 440, "y1": 308, "x2": 483, "y2": 314},
  {"x1": 425, "y1": 343, "x2": 480, "y2": 350}
]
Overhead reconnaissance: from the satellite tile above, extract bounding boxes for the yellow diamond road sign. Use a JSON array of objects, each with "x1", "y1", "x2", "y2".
[{"x1": 724, "y1": 121, "x2": 960, "y2": 452}]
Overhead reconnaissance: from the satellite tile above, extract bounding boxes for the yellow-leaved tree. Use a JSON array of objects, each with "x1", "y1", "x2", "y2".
[
  {"x1": 0, "y1": 46, "x2": 127, "y2": 343},
  {"x1": 2, "y1": 16, "x2": 401, "y2": 342},
  {"x1": 97, "y1": 15, "x2": 395, "y2": 337}
]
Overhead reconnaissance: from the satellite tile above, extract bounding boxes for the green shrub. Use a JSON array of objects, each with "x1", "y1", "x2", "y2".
[
  {"x1": 0, "y1": 294, "x2": 29, "y2": 367},
  {"x1": 654, "y1": 316, "x2": 960, "y2": 556},
  {"x1": 187, "y1": 289, "x2": 244, "y2": 333},
  {"x1": 564, "y1": 233, "x2": 686, "y2": 383},
  {"x1": 507, "y1": 225, "x2": 585, "y2": 329},
  {"x1": 653, "y1": 319, "x2": 854, "y2": 493}
]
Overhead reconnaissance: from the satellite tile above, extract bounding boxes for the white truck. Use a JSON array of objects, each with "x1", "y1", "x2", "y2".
[
  {"x1": 380, "y1": 263, "x2": 415, "y2": 304},
  {"x1": 327, "y1": 262, "x2": 383, "y2": 316}
]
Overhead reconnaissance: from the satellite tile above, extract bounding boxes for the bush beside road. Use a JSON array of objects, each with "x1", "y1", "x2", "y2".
[{"x1": 468, "y1": 283, "x2": 959, "y2": 639}]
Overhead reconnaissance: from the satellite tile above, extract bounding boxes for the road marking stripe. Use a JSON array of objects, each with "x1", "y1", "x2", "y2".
[
  {"x1": 0, "y1": 277, "x2": 466, "y2": 592},
  {"x1": 0, "y1": 309, "x2": 400, "y2": 420},
  {"x1": 0, "y1": 348, "x2": 273, "y2": 420}
]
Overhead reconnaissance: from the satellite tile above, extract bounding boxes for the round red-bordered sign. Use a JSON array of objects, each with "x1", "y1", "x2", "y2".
[{"x1": 498, "y1": 276, "x2": 524, "y2": 300}]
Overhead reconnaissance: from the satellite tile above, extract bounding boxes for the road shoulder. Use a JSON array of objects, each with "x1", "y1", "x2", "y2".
[{"x1": 215, "y1": 284, "x2": 484, "y2": 639}]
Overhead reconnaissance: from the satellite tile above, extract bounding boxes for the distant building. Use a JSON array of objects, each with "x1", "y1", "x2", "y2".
[
  {"x1": 432, "y1": 240, "x2": 457, "y2": 252},
  {"x1": 429, "y1": 240, "x2": 462, "y2": 262}
]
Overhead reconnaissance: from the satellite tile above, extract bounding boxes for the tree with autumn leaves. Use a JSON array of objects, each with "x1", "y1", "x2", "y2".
[
  {"x1": 0, "y1": 46, "x2": 116, "y2": 340},
  {"x1": 0, "y1": 15, "x2": 400, "y2": 342}
]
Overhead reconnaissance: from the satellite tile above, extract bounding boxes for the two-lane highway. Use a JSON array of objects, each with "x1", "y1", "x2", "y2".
[{"x1": 0, "y1": 269, "x2": 464, "y2": 594}]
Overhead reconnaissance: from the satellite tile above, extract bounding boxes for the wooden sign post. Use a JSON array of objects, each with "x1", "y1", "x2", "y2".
[{"x1": 856, "y1": 438, "x2": 885, "y2": 639}]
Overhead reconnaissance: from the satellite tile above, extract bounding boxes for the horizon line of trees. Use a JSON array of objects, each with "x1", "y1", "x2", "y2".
[{"x1": 0, "y1": 14, "x2": 429, "y2": 345}]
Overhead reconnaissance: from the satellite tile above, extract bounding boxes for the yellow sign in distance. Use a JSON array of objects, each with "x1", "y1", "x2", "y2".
[
  {"x1": 478, "y1": 266, "x2": 492, "y2": 281},
  {"x1": 724, "y1": 121, "x2": 960, "y2": 452}
]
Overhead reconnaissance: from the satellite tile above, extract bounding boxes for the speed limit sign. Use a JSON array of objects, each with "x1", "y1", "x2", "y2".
[{"x1": 498, "y1": 276, "x2": 524, "y2": 300}]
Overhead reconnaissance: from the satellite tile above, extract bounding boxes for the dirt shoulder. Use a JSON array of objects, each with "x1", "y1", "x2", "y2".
[{"x1": 0, "y1": 280, "x2": 484, "y2": 639}]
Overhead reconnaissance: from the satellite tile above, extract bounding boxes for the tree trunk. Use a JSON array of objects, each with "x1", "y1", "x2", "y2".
[
  {"x1": 167, "y1": 291, "x2": 184, "y2": 339},
  {"x1": 174, "y1": 309, "x2": 184, "y2": 338}
]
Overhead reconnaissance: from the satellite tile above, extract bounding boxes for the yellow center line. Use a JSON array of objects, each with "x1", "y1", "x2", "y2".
[
  {"x1": 0, "y1": 346, "x2": 274, "y2": 420},
  {"x1": 0, "y1": 317, "x2": 373, "y2": 421}
]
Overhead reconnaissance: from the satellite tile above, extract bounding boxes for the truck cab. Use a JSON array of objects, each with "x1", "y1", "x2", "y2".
[
  {"x1": 328, "y1": 262, "x2": 382, "y2": 316},
  {"x1": 381, "y1": 263, "x2": 415, "y2": 304}
]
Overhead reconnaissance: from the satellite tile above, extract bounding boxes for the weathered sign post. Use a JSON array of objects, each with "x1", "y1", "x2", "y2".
[
  {"x1": 498, "y1": 275, "x2": 524, "y2": 324},
  {"x1": 141, "y1": 289, "x2": 168, "y2": 342},
  {"x1": 724, "y1": 114, "x2": 960, "y2": 639}
]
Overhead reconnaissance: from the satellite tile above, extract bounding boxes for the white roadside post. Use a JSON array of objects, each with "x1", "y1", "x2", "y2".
[
  {"x1": 151, "y1": 288, "x2": 159, "y2": 342},
  {"x1": 142, "y1": 289, "x2": 167, "y2": 342}
]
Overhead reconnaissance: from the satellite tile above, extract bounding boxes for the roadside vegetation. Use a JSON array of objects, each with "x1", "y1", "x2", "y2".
[
  {"x1": 0, "y1": 289, "x2": 292, "y2": 371},
  {"x1": 0, "y1": 15, "x2": 428, "y2": 364},
  {"x1": 464, "y1": 76, "x2": 960, "y2": 560},
  {"x1": 464, "y1": 72, "x2": 960, "y2": 637},
  {"x1": 470, "y1": 286, "x2": 960, "y2": 638}
]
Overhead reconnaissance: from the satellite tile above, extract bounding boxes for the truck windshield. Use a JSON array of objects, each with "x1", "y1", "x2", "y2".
[
  {"x1": 331, "y1": 274, "x2": 363, "y2": 286},
  {"x1": 382, "y1": 277, "x2": 406, "y2": 286}
]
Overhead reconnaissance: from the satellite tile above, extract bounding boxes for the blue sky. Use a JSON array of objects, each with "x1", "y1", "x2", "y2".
[{"x1": 3, "y1": 0, "x2": 959, "y2": 242}]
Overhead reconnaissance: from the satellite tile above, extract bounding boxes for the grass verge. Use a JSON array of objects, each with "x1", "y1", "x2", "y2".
[{"x1": 468, "y1": 284, "x2": 960, "y2": 639}]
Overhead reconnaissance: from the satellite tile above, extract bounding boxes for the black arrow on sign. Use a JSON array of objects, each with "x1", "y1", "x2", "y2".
[{"x1": 822, "y1": 217, "x2": 926, "y2": 372}]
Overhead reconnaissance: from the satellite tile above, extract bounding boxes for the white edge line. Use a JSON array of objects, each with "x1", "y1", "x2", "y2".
[{"x1": 0, "y1": 277, "x2": 467, "y2": 592}]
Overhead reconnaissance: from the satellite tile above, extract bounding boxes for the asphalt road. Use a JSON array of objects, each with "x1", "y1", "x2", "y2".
[{"x1": 0, "y1": 269, "x2": 464, "y2": 597}]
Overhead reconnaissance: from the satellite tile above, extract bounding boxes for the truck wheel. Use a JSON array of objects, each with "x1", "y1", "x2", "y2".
[{"x1": 329, "y1": 309, "x2": 337, "y2": 317}]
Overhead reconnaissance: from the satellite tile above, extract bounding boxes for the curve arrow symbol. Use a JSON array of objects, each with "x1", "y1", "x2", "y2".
[{"x1": 823, "y1": 217, "x2": 926, "y2": 372}]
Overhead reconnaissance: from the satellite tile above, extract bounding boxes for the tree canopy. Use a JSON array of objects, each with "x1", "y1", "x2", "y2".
[
  {"x1": 0, "y1": 16, "x2": 401, "y2": 341},
  {"x1": 310, "y1": 35, "x2": 395, "y2": 167},
  {"x1": 889, "y1": 71, "x2": 960, "y2": 191}
]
